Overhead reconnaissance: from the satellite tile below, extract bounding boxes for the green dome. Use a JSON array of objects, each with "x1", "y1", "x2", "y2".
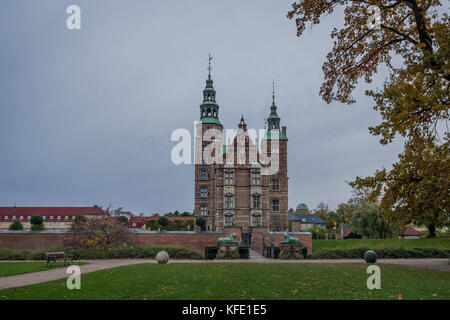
[{"x1": 296, "y1": 203, "x2": 308, "y2": 210}]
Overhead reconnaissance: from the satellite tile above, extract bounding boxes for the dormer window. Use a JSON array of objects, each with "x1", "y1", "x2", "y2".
[
  {"x1": 57, "y1": 216, "x2": 61, "y2": 220},
  {"x1": 65, "y1": 216, "x2": 69, "y2": 220},
  {"x1": 50, "y1": 216, "x2": 54, "y2": 220}
]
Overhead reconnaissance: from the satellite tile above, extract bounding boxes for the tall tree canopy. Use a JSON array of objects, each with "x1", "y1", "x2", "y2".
[{"x1": 288, "y1": 1, "x2": 449, "y2": 236}]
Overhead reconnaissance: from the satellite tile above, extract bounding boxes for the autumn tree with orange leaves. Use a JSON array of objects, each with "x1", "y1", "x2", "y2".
[{"x1": 288, "y1": 1, "x2": 449, "y2": 237}]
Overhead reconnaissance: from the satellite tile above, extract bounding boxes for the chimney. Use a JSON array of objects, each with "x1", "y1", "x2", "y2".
[{"x1": 282, "y1": 126, "x2": 287, "y2": 136}]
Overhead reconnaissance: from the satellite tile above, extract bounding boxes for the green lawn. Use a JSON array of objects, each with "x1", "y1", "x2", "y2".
[
  {"x1": 0, "y1": 263, "x2": 448, "y2": 300},
  {"x1": 0, "y1": 262, "x2": 87, "y2": 277},
  {"x1": 313, "y1": 238, "x2": 450, "y2": 251}
]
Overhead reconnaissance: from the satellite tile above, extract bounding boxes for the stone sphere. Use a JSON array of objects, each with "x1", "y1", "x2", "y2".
[
  {"x1": 156, "y1": 251, "x2": 169, "y2": 264},
  {"x1": 364, "y1": 250, "x2": 377, "y2": 263}
]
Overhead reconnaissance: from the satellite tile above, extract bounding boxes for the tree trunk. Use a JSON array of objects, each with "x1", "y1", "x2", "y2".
[{"x1": 427, "y1": 223, "x2": 436, "y2": 238}]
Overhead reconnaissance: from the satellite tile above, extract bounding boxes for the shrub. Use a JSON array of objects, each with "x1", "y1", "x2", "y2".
[
  {"x1": 8, "y1": 219, "x2": 23, "y2": 230},
  {"x1": 30, "y1": 224, "x2": 45, "y2": 231},
  {"x1": 0, "y1": 246, "x2": 204, "y2": 261},
  {"x1": 71, "y1": 214, "x2": 87, "y2": 231},
  {"x1": 307, "y1": 248, "x2": 450, "y2": 259}
]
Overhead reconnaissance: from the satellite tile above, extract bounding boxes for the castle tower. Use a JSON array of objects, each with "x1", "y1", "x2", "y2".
[
  {"x1": 194, "y1": 55, "x2": 223, "y2": 230},
  {"x1": 261, "y1": 82, "x2": 289, "y2": 231}
]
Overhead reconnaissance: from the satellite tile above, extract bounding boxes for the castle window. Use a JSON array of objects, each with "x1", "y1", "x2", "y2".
[
  {"x1": 200, "y1": 187, "x2": 208, "y2": 198},
  {"x1": 252, "y1": 194, "x2": 261, "y2": 209},
  {"x1": 225, "y1": 195, "x2": 234, "y2": 209},
  {"x1": 272, "y1": 178, "x2": 279, "y2": 191},
  {"x1": 224, "y1": 172, "x2": 234, "y2": 185},
  {"x1": 225, "y1": 214, "x2": 235, "y2": 227},
  {"x1": 200, "y1": 206, "x2": 207, "y2": 216},
  {"x1": 200, "y1": 169, "x2": 208, "y2": 180},
  {"x1": 272, "y1": 199, "x2": 280, "y2": 212},
  {"x1": 251, "y1": 171, "x2": 261, "y2": 185},
  {"x1": 252, "y1": 214, "x2": 261, "y2": 227}
]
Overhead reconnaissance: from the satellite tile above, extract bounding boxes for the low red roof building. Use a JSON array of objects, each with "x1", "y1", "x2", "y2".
[
  {"x1": 0, "y1": 206, "x2": 108, "y2": 230},
  {"x1": 399, "y1": 226, "x2": 422, "y2": 238},
  {"x1": 128, "y1": 216, "x2": 151, "y2": 229}
]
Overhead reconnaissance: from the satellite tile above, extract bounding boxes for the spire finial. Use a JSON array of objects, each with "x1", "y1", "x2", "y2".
[
  {"x1": 207, "y1": 54, "x2": 213, "y2": 77},
  {"x1": 272, "y1": 80, "x2": 275, "y2": 104}
]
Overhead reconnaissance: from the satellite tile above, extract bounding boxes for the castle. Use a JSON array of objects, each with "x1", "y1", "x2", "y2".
[{"x1": 193, "y1": 61, "x2": 288, "y2": 243}]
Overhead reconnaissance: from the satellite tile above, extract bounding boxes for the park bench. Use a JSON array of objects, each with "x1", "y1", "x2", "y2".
[{"x1": 45, "y1": 252, "x2": 73, "y2": 267}]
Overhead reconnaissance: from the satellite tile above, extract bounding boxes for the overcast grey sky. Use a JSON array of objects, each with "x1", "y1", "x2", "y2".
[{"x1": 0, "y1": 0, "x2": 407, "y2": 214}]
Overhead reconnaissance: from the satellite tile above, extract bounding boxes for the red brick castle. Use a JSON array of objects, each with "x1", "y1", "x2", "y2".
[{"x1": 194, "y1": 62, "x2": 288, "y2": 241}]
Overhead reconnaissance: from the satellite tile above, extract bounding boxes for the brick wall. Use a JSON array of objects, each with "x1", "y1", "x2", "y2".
[
  {"x1": 0, "y1": 229, "x2": 312, "y2": 255},
  {"x1": 0, "y1": 231, "x2": 230, "y2": 254}
]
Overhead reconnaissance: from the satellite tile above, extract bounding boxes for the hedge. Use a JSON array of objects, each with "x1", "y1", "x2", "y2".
[
  {"x1": 0, "y1": 246, "x2": 204, "y2": 261},
  {"x1": 307, "y1": 247, "x2": 450, "y2": 259}
]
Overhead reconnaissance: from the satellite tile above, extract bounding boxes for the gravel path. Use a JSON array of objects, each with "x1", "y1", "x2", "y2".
[{"x1": 0, "y1": 258, "x2": 448, "y2": 291}]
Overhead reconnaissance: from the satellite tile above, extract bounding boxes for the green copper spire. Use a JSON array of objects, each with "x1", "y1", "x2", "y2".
[
  {"x1": 199, "y1": 54, "x2": 222, "y2": 126},
  {"x1": 265, "y1": 81, "x2": 287, "y2": 140},
  {"x1": 267, "y1": 81, "x2": 280, "y2": 130}
]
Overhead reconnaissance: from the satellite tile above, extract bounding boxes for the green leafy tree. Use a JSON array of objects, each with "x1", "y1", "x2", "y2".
[
  {"x1": 288, "y1": 2, "x2": 449, "y2": 233},
  {"x1": 306, "y1": 225, "x2": 327, "y2": 239},
  {"x1": 158, "y1": 216, "x2": 169, "y2": 227},
  {"x1": 117, "y1": 216, "x2": 129, "y2": 225},
  {"x1": 30, "y1": 215, "x2": 43, "y2": 226},
  {"x1": 351, "y1": 203, "x2": 397, "y2": 238},
  {"x1": 195, "y1": 216, "x2": 206, "y2": 230},
  {"x1": 9, "y1": 219, "x2": 23, "y2": 230}
]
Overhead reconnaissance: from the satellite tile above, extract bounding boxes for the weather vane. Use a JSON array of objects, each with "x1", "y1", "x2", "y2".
[
  {"x1": 208, "y1": 54, "x2": 213, "y2": 76},
  {"x1": 272, "y1": 80, "x2": 275, "y2": 103}
]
